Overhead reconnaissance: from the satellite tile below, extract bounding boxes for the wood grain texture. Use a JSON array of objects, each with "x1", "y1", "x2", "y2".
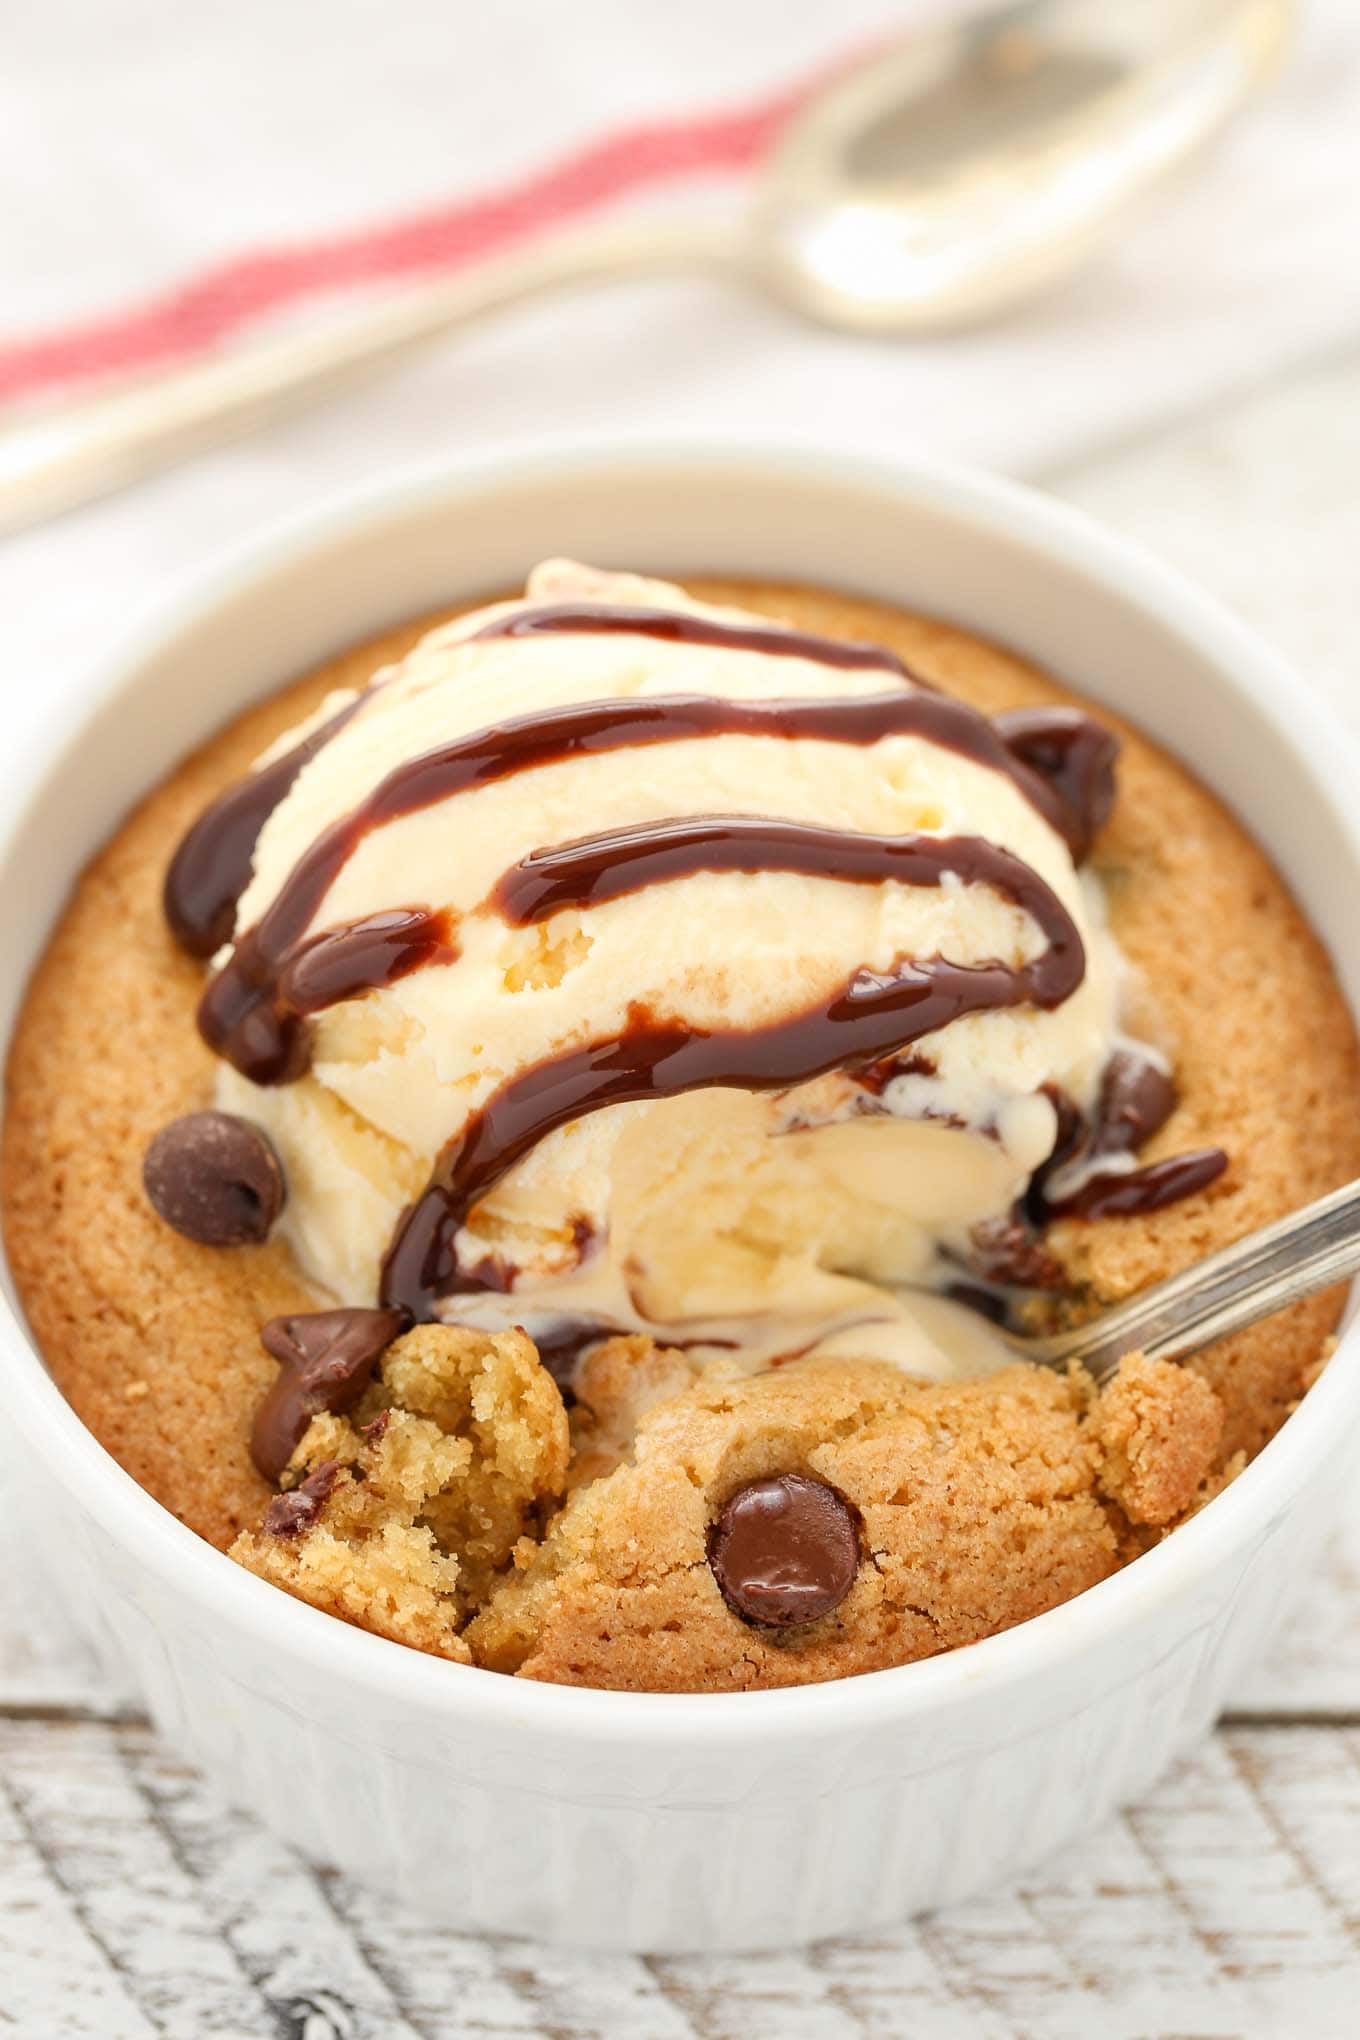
[{"x1": 5, "y1": 344, "x2": 1360, "y2": 2035}]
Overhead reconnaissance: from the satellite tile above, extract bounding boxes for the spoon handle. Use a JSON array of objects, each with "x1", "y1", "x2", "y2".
[
  {"x1": 1050, "y1": 1177, "x2": 1360, "y2": 1386},
  {"x1": 0, "y1": 218, "x2": 737, "y2": 538}
]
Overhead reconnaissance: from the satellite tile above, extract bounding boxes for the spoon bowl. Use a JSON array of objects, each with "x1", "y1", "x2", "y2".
[{"x1": 751, "y1": 0, "x2": 1297, "y2": 331}]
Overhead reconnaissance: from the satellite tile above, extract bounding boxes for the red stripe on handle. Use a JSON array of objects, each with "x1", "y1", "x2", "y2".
[{"x1": 0, "y1": 59, "x2": 841, "y2": 404}]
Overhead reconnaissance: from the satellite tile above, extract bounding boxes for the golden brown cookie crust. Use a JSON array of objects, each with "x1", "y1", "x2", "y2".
[
  {"x1": 466, "y1": 1356, "x2": 1222, "y2": 1692},
  {"x1": 4, "y1": 578, "x2": 1357, "y2": 1617}
]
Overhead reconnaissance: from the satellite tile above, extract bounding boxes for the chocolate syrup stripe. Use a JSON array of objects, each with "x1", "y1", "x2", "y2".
[
  {"x1": 475, "y1": 607, "x2": 1113, "y2": 859},
  {"x1": 494, "y1": 814, "x2": 1080, "y2": 933},
  {"x1": 471, "y1": 601, "x2": 913, "y2": 674},
  {"x1": 380, "y1": 830, "x2": 1085, "y2": 1320},
  {"x1": 164, "y1": 696, "x2": 363, "y2": 958},
  {"x1": 197, "y1": 685, "x2": 1085, "y2": 1084},
  {"x1": 168, "y1": 601, "x2": 916, "y2": 964},
  {"x1": 174, "y1": 603, "x2": 1110, "y2": 1046}
]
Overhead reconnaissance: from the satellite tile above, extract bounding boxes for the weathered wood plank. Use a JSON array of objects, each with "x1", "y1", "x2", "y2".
[
  {"x1": 0, "y1": 1759, "x2": 158, "y2": 2040},
  {"x1": 1, "y1": 1716, "x2": 285, "y2": 2035},
  {"x1": 120, "y1": 1730, "x2": 431, "y2": 2040},
  {"x1": 5, "y1": 1718, "x2": 1360, "y2": 2040},
  {"x1": 318, "y1": 1870, "x2": 702, "y2": 2038}
]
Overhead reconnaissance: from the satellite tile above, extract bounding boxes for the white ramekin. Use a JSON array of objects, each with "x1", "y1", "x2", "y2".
[{"x1": 4, "y1": 441, "x2": 1358, "y2": 1954}]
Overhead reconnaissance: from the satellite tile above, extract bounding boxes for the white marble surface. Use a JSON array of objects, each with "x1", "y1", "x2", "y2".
[{"x1": 5, "y1": 342, "x2": 1360, "y2": 2035}]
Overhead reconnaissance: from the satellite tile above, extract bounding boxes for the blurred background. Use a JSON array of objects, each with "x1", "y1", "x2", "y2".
[{"x1": 1, "y1": 2, "x2": 1357, "y2": 704}]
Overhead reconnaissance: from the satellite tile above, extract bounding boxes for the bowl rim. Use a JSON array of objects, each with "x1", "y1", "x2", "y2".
[{"x1": 5, "y1": 431, "x2": 1359, "y2": 1744}]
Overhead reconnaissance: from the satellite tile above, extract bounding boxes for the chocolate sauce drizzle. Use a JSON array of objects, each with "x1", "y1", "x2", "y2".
[
  {"x1": 470, "y1": 601, "x2": 914, "y2": 675},
  {"x1": 200, "y1": 907, "x2": 456, "y2": 1087},
  {"x1": 494, "y1": 815, "x2": 1080, "y2": 931},
  {"x1": 380, "y1": 828, "x2": 1084, "y2": 1319},
  {"x1": 192, "y1": 685, "x2": 1100, "y2": 1083},
  {"x1": 991, "y1": 706, "x2": 1119, "y2": 863},
  {"x1": 164, "y1": 696, "x2": 362, "y2": 958},
  {"x1": 161, "y1": 593, "x2": 1214, "y2": 1340}
]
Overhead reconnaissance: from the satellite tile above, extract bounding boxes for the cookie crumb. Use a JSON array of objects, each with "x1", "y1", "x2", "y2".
[
  {"x1": 231, "y1": 1323, "x2": 569, "y2": 1658},
  {"x1": 1091, "y1": 1353, "x2": 1223, "y2": 1526}
]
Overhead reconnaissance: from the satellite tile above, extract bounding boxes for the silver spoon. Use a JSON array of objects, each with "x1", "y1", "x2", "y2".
[
  {"x1": 0, "y1": 0, "x2": 1294, "y2": 536},
  {"x1": 1013, "y1": 1176, "x2": 1360, "y2": 1386}
]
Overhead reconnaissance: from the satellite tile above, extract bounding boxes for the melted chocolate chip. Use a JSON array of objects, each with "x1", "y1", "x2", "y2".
[
  {"x1": 1053, "y1": 1148, "x2": 1228, "y2": 1220},
  {"x1": 943, "y1": 1280, "x2": 1012, "y2": 1326},
  {"x1": 250, "y1": 1306, "x2": 408, "y2": 1483},
  {"x1": 1090, "y1": 1049, "x2": 1177, "y2": 1160},
  {"x1": 1030, "y1": 1049, "x2": 1226, "y2": 1223},
  {"x1": 993, "y1": 707, "x2": 1120, "y2": 863},
  {"x1": 708, "y1": 1473, "x2": 860, "y2": 1627},
  {"x1": 142, "y1": 1111, "x2": 284, "y2": 1246},
  {"x1": 262, "y1": 1459, "x2": 341, "y2": 1537},
  {"x1": 1023, "y1": 1085, "x2": 1086, "y2": 1227},
  {"x1": 968, "y1": 1214, "x2": 1066, "y2": 1292}
]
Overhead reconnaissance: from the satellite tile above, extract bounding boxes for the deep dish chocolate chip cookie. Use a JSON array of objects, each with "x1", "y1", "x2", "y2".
[{"x1": 5, "y1": 568, "x2": 1357, "y2": 1690}]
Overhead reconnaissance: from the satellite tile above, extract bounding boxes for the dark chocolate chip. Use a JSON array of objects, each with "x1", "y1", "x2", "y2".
[
  {"x1": 968, "y1": 1212, "x2": 1066, "y2": 1291},
  {"x1": 709, "y1": 1473, "x2": 860, "y2": 1627},
  {"x1": 1051, "y1": 1147, "x2": 1228, "y2": 1220},
  {"x1": 142, "y1": 1110, "x2": 285, "y2": 1245},
  {"x1": 262, "y1": 1459, "x2": 341, "y2": 1537},
  {"x1": 1093, "y1": 1049, "x2": 1177, "y2": 1160},
  {"x1": 1027, "y1": 1049, "x2": 1220, "y2": 1223},
  {"x1": 250, "y1": 1306, "x2": 408, "y2": 1483}
]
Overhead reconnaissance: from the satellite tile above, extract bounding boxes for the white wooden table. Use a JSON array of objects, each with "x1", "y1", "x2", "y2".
[{"x1": 5, "y1": 346, "x2": 1360, "y2": 2038}]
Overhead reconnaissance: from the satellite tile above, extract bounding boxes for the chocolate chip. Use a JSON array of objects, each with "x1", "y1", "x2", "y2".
[
  {"x1": 1024, "y1": 1084, "x2": 1086, "y2": 1227},
  {"x1": 250, "y1": 1306, "x2": 408, "y2": 1483},
  {"x1": 1093, "y1": 1049, "x2": 1177, "y2": 1159},
  {"x1": 1050, "y1": 1146, "x2": 1228, "y2": 1221},
  {"x1": 968, "y1": 1212, "x2": 1066, "y2": 1291},
  {"x1": 143, "y1": 1110, "x2": 285, "y2": 1245},
  {"x1": 262, "y1": 1459, "x2": 341, "y2": 1537},
  {"x1": 1029, "y1": 1051, "x2": 1193, "y2": 1224},
  {"x1": 709, "y1": 1473, "x2": 860, "y2": 1627}
]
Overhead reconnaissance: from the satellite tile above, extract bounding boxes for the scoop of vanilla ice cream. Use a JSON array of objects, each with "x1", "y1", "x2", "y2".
[{"x1": 215, "y1": 562, "x2": 1122, "y2": 1378}]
